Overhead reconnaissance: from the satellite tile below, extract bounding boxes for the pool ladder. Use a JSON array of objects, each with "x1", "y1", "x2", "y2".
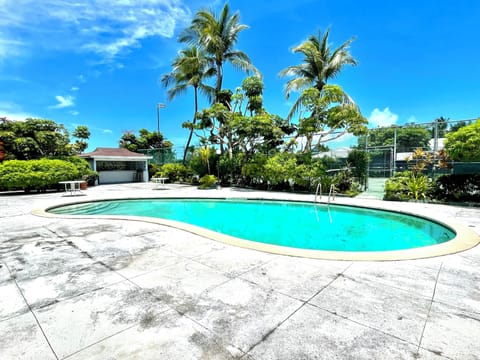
[{"x1": 314, "y1": 183, "x2": 336, "y2": 204}]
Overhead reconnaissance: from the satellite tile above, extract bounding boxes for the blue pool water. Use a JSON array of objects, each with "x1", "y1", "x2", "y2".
[{"x1": 49, "y1": 198, "x2": 455, "y2": 252}]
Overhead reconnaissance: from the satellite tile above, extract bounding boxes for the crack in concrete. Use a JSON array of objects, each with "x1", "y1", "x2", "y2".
[
  {"x1": 3, "y1": 262, "x2": 60, "y2": 360},
  {"x1": 242, "y1": 263, "x2": 354, "y2": 356},
  {"x1": 416, "y1": 262, "x2": 443, "y2": 357}
]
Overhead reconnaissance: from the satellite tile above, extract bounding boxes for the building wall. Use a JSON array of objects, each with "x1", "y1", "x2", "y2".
[{"x1": 98, "y1": 170, "x2": 138, "y2": 184}]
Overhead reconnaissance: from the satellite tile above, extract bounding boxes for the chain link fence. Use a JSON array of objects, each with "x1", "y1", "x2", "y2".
[{"x1": 137, "y1": 147, "x2": 183, "y2": 166}]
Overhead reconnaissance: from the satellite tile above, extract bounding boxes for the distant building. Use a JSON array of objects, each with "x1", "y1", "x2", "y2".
[
  {"x1": 80, "y1": 147, "x2": 152, "y2": 184},
  {"x1": 313, "y1": 147, "x2": 352, "y2": 159}
]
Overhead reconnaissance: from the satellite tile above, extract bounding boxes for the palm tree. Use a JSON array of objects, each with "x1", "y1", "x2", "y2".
[
  {"x1": 161, "y1": 46, "x2": 216, "y2": 164},
  {"x1": 279, "y1": 28, "x2": 358, "y2": 120},
  {"x1": 179, "y1": 2, "x2": 257, "y2": 101}
]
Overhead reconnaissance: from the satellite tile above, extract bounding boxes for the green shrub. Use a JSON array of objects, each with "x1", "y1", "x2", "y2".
[
  {"x1": 82, "y1": 171, "x2": 99, "y2": 186},
  {"x1": 198, "y1": 174, "x2": 217, "y2": 189},
  {"x1": 218, "y1": 152, "x2": 243, "y2": 184},
  {"x1": 59, "y1": 156, "x2": 91, "y2": 176},
  {"x1": 242, "y1": 153, "x2": 267, "y2": 185},
  {"x1": 264, "y1": 153, "x2": 297, "y2": 187},
  {"x1": 429, "y1": 174, "x2": 480, "y2": 202},
  {"x1": 347, "y1": 149, "x2": 369, "y2": 186},
  {"x1": 148, "y1": 163, "x2": 161, "y2": 179},
  {"x1": 0, "y1": 159, "x2": 79, "y2": 192},
  {"x1": 156, "y1": 163, "x2": 190, "y2": 182},
  {"x1": 384, "y1": 171, "x2": 431, "y2": 201},
  {"x1": 54, "y1": 156, "x2": 98, "y2": 186},
  {"x1": 293, "y1": 161, "x2": 325, "y2": 191},
  {"x1": 189, "y1": 148, "x2": 219, "y2": 178}
]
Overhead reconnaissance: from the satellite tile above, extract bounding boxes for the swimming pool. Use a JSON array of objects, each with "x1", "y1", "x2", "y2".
[{"x1": 48, "y1": 198, "x2": 457, "y2": 255}]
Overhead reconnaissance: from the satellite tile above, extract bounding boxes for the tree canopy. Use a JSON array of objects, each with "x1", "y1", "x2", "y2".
[
  {"x1": 72, "y1": 125, "x2": 91, "y2": 154},
  {"x1": 179, "y1": 2, "x2": 257, "y2": 99},
  {"x1": 119, "y1": 129, "x2": 173, "y2": 152},
  {"x1": 291, "y1": 85, "x2": 367, "y2": 153},
  {"x1": 0, "y1": 118, "x2": 72, "y2": 160},
  {"x1": 279, "y1": 28, "x2": 358, "y2": 120},
  {"x1": 161, "y1": 46, "x2": 215, "y2": 164},
  {"x1": 359, "y1": 126, "x2": 431, "y2": 152},
  {"x1": 445, "y1": 119, "x2": 480, "y2": 161}
]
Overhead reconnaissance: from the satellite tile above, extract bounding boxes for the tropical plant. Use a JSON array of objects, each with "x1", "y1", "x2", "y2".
[
  {"x1": 179, "y1": 2, "x2": 257, "y2": 100},
  {"x1": 279, "y1": 28, "x2": 358, "y2": 120},
  {"x1": 198, "y1": 174, "x2": 217, "y2": 189},
  {"x1": 405, "y1": 173, "x2": 430, "y2": 201},
  {"x1": 384, "y1": 171, "x2": 431, "y2": 201},
  {"x1": 161, "y1": 46, "x2": 215, "y2": 164},
  {"x1": 407, "y1": 148, "x2": 433, "y2": 174},
  {"x1": 189, "y1": 147, "x2": 217, "y2": 177}
]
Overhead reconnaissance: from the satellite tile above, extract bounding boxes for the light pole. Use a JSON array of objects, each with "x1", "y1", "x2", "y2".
[{"x1": 156, "y1": 103, "x2": 166, "y2": 133}]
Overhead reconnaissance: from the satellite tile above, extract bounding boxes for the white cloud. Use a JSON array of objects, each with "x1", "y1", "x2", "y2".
[
  {"x1": 368, "y1": 107, "x2": 398, "y2": 128},
  {"x1": 71, "y1": 86, "x2": 79, "y2": 92},
  {"x1": 0, "y1": 101, "x2": 37, "y2": 120},
  {"x1": 102, "y1": 129, "x2": 113, "y2": 134},
  {"x1": 50, "y1": 95, "x2": 75, "y2": 109},
  {"x1": 0, "y1": 1, "x2": 191, "y2": 63},
  {"x1": 69, "y1": 110, "x2": 79, "y2": 116}
]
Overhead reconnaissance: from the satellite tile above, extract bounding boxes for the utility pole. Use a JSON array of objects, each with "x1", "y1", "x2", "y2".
[
  {"x1": 156, "y1": 103, "x2": 166, "y2": 134},
  {"x1": 393, "y1": 125, "x2": 397, "y2": 175}
]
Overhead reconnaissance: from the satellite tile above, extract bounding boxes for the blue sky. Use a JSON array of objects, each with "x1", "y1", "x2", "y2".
[{"x1": 1, "y1": 0, "x2": 479, "y2": 153}]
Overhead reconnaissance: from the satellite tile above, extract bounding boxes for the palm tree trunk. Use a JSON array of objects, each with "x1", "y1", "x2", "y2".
[
  {"x1": 182, "y1": 86, "x2": 199, "y2": 164},
  {"x1": 215, "y1": 61, "x2": 223, "y2": 101}
]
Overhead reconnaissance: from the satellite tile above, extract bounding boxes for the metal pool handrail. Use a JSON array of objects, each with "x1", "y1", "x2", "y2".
[{"x1": 315, "y1": 181, "x2": 336, "y2": 204}]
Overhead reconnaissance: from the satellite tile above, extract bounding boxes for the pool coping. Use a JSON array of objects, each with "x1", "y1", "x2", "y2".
[{"x1": 32, "y1": 196, "x2": 480, "y2": 261}]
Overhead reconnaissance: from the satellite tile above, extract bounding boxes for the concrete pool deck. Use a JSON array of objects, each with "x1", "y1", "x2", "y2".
[{"x1": 1, "y1": 183, "x2": 479, "y2": 359}]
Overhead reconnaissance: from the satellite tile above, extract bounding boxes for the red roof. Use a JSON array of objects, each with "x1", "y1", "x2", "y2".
[{"x1": 80, "y1": 147, "x2": 147, "y2": 158}]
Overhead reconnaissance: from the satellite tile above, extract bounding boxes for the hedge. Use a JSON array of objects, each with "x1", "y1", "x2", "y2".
[
  {"x1": 429, "y1": 174, "x2": 480, "y2": 202},
  {"x1": 0, "y1": 159, "x2": 79, "y2": 192}
]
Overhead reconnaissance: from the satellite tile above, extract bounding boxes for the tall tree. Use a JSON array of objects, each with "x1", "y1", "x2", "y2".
[
  {"x1": 119, "y1": 129, "x2": 173, "y2": 152},
  {"x1": 290, "y1": 85, "x2": 367, "y2": 153},
  {"x1": 72, "y1": 125, "x2": 91, "y2": 154},
  {"x1": 279, "y1": 28, "x2": 358, "y2": 120},
  {"x1": 179, "y1": 2, "x2": 257, "y2": 100},
  {"x1": 0, "y1": 118, "x2": 71, "y2": 160},
  {"x1": 359, "y1": 126, "x2": 431, "y2": 152},
  {"x1": 161, "y1": 46, "x2": 215, "y2": 164}
]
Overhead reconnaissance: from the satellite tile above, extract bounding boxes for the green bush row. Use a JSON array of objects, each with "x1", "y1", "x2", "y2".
[
  {"x1": 429, "y1": 174, "x2": 480, "y2": 202},
  {"x1": 384, "y1": 171, "x2": 479, "y2": 203},
  {"x1": 0, "y1": 157, "x2": 97, "y2": 192},
  {"x1": 158, "y1": 151, "x2": 362, "y2": 195},
  {"x1": 0, "y1": 159, "x2": 79, "y2": 191}
]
